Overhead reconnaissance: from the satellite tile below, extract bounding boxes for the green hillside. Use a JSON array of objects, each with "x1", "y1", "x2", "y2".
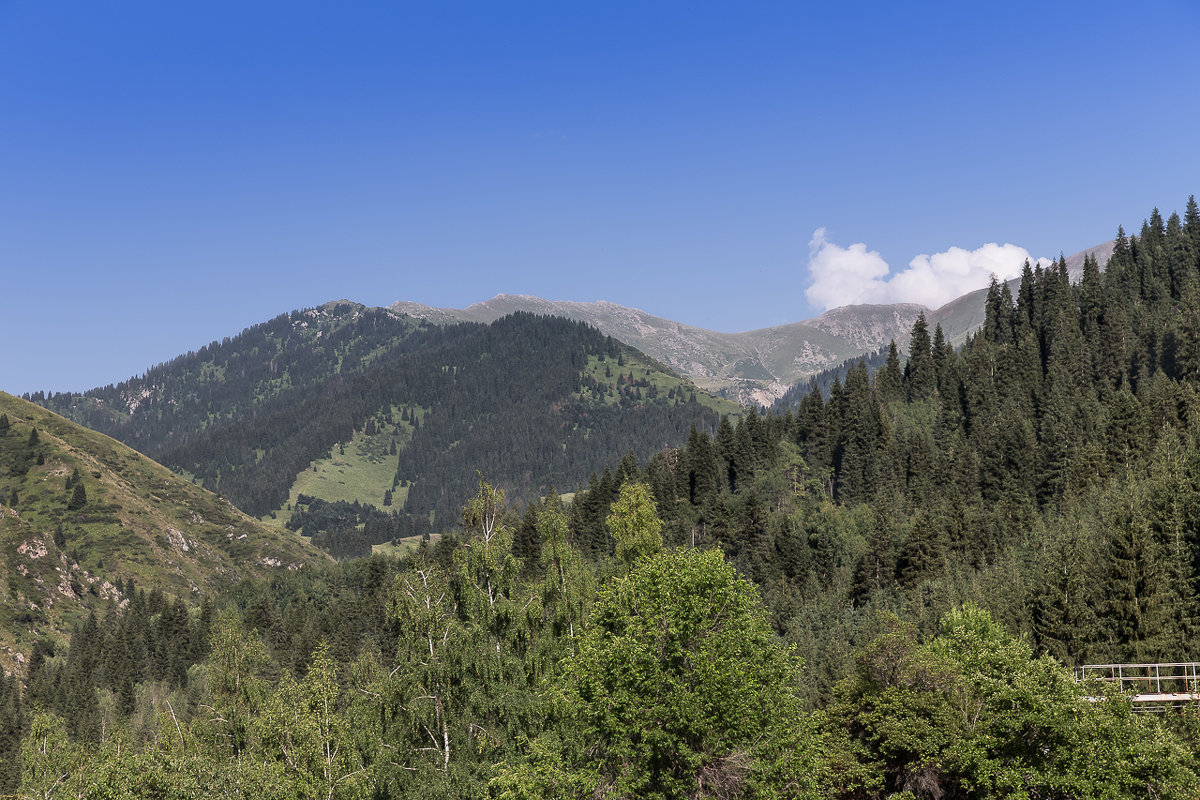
[
  {"x1": 0, "y1": 393, "x2": 322, "y2": 674},
  {"x1": 36, "y1": 312, "x2": 738, "y2": 558},
  {"x1": 35, "y1": 301, "x2": 422, "y2": 459}
]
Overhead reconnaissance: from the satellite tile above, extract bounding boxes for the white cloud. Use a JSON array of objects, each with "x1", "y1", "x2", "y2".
[
  {"x1": 804, "y1": 229, "x2": 1048, "y2": 312},
  {"x1": 804, "y1": 228, "x2": 892, "y2": 311}
]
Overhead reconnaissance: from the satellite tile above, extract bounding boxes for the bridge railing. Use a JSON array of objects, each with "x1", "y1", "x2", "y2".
[{"x1": 1075, "y1": 662, "x2": 1200, "y2": 706}]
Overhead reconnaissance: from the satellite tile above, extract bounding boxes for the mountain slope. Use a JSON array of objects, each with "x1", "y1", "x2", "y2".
[
  {"x1": 392, "y1": 241, "x2": 1116, "y2": 404},
  {"x1": 0, "y1": 393, "x2": 322, "y2": 674},
  {"x1": 34, "y1": 312, "x2": 738, "y2": 553},
  {"x1": 392, "y1": 296, "x2": 926, "y2": 405},
  {"x1": 36, "y1": 301, "x2": 422, "y2": 461}
]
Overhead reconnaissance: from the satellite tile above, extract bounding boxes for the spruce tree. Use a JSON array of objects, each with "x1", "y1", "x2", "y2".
[
  {"x1": 898, "y1": 509, "x2": 945, "y2": 586},
  {"x1": 1016, "y1": 259, "x2": 1036, "y2": 331},
  {"x1": 903, "y1": 312, "x2": 936, "y2": 402},
  {"x1": 877, "y1": 341, "x2": 903, "y2": 403},
  {"x1": 67, "y1": 481, "x2": 87, "y2": 510},
  {"x1": 1166, "y1": 211, "x2": 1197, "y2": 301},
  {"x1": 1184, "y1": 195, "x2": 1200, "y2": 259}
]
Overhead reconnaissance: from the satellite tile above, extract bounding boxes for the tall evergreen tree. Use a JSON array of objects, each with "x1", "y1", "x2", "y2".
[
  {"x1": 877, "y1": 340, "x2": 903, "y2": 403},
  {"x1": 903, "y1": 312, "x2": 936, "y2": 402}
]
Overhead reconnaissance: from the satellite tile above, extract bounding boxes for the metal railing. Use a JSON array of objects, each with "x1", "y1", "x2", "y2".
[{"x1": 1075, "y1": 662, "x2": 1200, "y2": 708}]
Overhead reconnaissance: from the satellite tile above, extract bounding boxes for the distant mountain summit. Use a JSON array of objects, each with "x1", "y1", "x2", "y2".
[
  {"x1": 392, "y1": 242, "x2": 1114, "y2": 404},
  {"x1": 391, "y1": 296, "x2": 929, "y2": 405}
]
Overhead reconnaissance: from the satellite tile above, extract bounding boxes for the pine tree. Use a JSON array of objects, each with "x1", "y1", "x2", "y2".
[
  {"x1": 794, "y1": 384, "x2": 829, "y2": 474},
  {"x1": 1166, "y1": 211, "x2": 1197, "y2": 301},
  {"x1": 898, "y1": 509, "x2": 945, "y2": 586},
  {"x1": 1016, "y1": 259, "x2": 1036, "y2": 332},
  {"x1": 1184, "y1": 195, "x2": 1200, "y2": 260},
  {"x1": 851, "y1": 501, "x2": 899, "y2": 602},
  {"x1": 982, "y1": 275, "x2": 1013, "y2": 343},
  {"x1": 0, "y1": 672, "x2": 24, "y2": 792},
  {"x1": 834, "y1": 361, "x2": 881, "y2": 504},
  {"x1": 684, "y1": 425, "x2": 720, "y2": 507},
  {"x1": 932, "y1": 323, "x2": 957, "y2": 400}
]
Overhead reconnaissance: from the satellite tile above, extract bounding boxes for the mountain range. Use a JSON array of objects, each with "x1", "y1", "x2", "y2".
[
  {"x1": 391, "y1": 240, "x2": 1115, "y2": 404},
  {"x1": 23, "y1": 239, "x2": 1118, "y2": 569}
]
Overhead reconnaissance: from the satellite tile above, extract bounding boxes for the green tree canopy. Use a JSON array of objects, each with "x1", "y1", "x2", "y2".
[
  {"x1": 605, "y1": 480, "x2": 663, "y2": 568},
  {"x1": 494, "y1": 547, "x2": 824, "y2": 799}
]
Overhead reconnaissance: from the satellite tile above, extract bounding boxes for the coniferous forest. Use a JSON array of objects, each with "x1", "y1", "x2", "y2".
[
  {"x1": 34, "y1": 308, "x2": 730, "y2": 534},
  {"x1": 5, "y1": 198, "x2": 1200, "y2": 797}
]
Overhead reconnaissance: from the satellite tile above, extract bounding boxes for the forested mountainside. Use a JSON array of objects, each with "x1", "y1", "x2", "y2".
[
  {"x1": 34, "y1": 311, "x2": 735, "y2": 548},
  {"x1": 35, "y1": 301, "x2": 422, "y2": 458},
  {"x1": 5, "y1": 198, "x2": 1200, "y2": 799}
]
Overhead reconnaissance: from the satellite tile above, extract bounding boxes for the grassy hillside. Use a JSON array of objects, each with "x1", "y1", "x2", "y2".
[{"x1": 0, "y1": 392, "x2": 323, "y2": 675}]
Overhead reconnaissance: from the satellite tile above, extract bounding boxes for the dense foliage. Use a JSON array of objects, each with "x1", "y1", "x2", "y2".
[{"x1": 7, "y1": 474, "x2": 1200, "y2": 798}]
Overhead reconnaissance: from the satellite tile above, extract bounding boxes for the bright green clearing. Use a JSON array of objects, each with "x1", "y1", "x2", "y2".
[
  {"x1": 271, "y1": 406, "x2": 425, "y2": 526},
  {"x1": 371, "y1": 532, "x2": 443, "y2": 557}
]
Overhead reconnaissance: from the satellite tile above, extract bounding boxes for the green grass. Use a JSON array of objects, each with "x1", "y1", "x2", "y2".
[
  {"x1": 0, "y1": 391, "x2": 322, "y2": 676},
  {"x1": 273, "y1": 406, "x2": 425, "y2": 525},
  {"x1": 371, "y1": 532, "x2": 443, "y2": 558},
  {"x1": 576, "y1": 351, "x2": 740, "y2": 416}
]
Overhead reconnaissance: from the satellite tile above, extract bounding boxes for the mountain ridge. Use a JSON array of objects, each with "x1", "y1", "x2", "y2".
[
  {"x1": 389, "y1": 241, "x2": 1115, "y2": 404},
  {"x1": 32, "y1": 313, "x2": 738, "y2": 557}
]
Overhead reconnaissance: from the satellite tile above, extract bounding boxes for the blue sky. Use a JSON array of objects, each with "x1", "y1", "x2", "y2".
[{"x1": 3, "y1": 1, "x2": 1199, "y2": 394}]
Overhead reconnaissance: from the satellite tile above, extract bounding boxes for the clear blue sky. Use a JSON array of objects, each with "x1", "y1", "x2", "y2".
[{"x1": 3, "y1": 0, "x2": 1198, "y2": 395}]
